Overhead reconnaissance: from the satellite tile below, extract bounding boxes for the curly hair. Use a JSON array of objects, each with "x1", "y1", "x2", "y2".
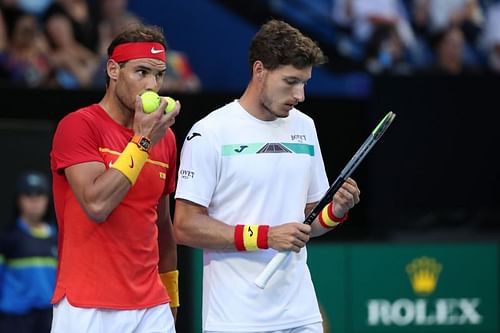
[{"x1": 248, "y1": 19, "x2": 327, "y2": 71}]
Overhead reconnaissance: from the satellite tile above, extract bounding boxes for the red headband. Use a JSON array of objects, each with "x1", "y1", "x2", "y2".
[{"x1": 110, "y1": 42, "x2": 166, "y2": 62}]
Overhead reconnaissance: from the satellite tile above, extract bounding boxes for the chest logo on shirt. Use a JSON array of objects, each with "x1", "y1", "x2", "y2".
[
  {"x1": 222, "y1": 142, "x2": 314, "y2": 156},
  {"x1": 234, "y1": 145, "x2": 248, "y2": 153},
  {"x1": 291, "y1": 134, "x2": 307, "y2": 143}
]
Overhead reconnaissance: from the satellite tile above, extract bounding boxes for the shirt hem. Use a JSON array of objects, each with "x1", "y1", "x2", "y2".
[
  {"x1": 51, "y1": 294, "x2": 170, "y2": 310},
  {"x1": 204, "y1": 314, "x2": 322, "y2": 331}
]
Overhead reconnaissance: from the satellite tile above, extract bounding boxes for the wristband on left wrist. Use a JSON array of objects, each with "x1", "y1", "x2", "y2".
[
  {"x1": 318, "y1": 202, "x2": 348, "y2": 228},
  {"x1": 160, "y1": 270, "x2": 180, "y2": 308}
]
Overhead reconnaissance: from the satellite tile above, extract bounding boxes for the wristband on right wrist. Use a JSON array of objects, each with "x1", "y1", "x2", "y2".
[
  {"x1": 318, "y1": 202, "x2": 348, "y2": 228},
  {"x1": 111, "y1": 141, "x2": 149, "y2": 185},
  {"x1": 234, "y1": 224, "x2": 269, "y2": 251}
]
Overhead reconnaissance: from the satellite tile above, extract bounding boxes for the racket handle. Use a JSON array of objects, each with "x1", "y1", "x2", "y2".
[{"x1": 254, "y1": 251, "x2": 290, "y2": 289}]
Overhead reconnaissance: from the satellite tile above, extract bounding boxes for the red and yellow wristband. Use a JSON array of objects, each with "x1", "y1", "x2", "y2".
[
  {"x1": 234, "y1": 224, "x2": 269, "y2": 251},
  {"x1": 160, "y1": 270, "x2": 180, "y2": 308},
  {"x1": 318, "y1": 202, "x2": 348, "y2": 228}
]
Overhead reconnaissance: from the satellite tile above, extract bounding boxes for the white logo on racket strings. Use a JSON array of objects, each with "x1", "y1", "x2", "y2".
[{"x1": 151, "y1": 47, "x2": 164, "y2": 54}]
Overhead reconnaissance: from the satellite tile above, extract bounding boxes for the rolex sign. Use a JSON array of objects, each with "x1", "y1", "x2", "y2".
[
  {"x1": 308, "y1": 243, "x2": 499, "y2": 333},
  {"x1": 350, "y1": 244, "x2": 498, "y2": 332}
]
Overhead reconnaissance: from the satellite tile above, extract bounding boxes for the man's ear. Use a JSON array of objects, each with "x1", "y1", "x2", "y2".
[
  {"x1": 107, "y1": 59, "x2": 120, "y2": 81},
  {"x1": 253, "y1": 60, "x2": 265, "y2": 80}
]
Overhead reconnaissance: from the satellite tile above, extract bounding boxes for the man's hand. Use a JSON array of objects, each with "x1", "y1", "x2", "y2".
[
  {"x1": 332, "y1": 177, "x2": 360, "y2": 218},
  {"x1": 268, "y1": 223, "x2": 311, "y2": 252}
]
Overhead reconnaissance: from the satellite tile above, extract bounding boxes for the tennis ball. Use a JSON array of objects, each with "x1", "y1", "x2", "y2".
[
  {"x1": 141, "y1": 91, "x2": 161, "y2": 114},
  {"x1": 164, "y1": 96, "x2": 176, "y2": 113}
]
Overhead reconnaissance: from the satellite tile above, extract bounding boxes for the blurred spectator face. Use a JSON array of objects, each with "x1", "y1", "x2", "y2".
[
  {"x1": 100, "y1": 0, "x2": 128, "y2": 19},
  {"x1": 437, "y1": 27, "x2": 464, "y2": 66},
  {"x1": 18, "y1": 193, "x2": 49, "y2": 221},
  {"x1": 45, "y1": 14, "x2": 74, "y2": 47},
  {"x1": 412, "y1": 0, "x2": 430, "y2": 27},
  {"x1": 11, "y1": 14, "x2": 37, "y2": 48}
]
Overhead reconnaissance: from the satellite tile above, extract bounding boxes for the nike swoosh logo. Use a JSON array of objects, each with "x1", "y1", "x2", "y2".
[
  {"x1": 129, "y1": 156, "x2": 134, "y2": 168},
  {"x1": 234, "y1": 145, "x2": 248, "y2": 153},
  {"x1": 247, "y1": 226, "x2": 253, "y2": 237},
  {"x1": 151, "y1": 47, "x2": 164, "y2": 54},
  {"x1": 187, "y1": 132, "x2": 201, "y2": 141},
  {"x1": 108, "y1": 161, "x2": 113, "y2": 168}
]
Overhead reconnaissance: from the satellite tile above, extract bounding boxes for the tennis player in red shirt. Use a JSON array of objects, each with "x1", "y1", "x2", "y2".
[{"x1": 50, "y1": 24, "x2": 180, "y2": 333}]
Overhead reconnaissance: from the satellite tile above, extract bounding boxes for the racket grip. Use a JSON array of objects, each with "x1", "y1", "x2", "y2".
[{"x1": 254, "y1": 251, "x2": 290, "y2": 289}]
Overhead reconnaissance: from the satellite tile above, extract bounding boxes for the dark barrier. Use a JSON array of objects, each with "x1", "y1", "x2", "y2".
[{"x1": 367, "y1": 75, "x2": 500, "y2": 241}]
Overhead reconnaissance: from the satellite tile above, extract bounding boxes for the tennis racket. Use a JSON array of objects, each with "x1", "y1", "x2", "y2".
[{"x1": 254, "y1": 111, "x2": 396, "y2": 289}]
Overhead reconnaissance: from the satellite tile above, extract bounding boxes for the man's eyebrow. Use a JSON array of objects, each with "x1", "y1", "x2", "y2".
[
  {"x1": 135, "y1": 65, "x2": 166, "y2": 74},
  {"x1": 284, "y1": 75, "x2": 309, "y2": 83}
]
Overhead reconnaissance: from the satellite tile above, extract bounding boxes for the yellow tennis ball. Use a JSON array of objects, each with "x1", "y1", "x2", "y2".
[
  {"x1": 141, "y1": 91, "x2": 161, "y2": 114},
  {"x1": 164, "y1": 96, "x2": 176, "y2": 113}
]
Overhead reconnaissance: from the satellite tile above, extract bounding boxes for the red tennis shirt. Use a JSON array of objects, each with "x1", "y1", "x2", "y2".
[{"x1": 50, "y1": 104, "x2": 176, "y2": 309}]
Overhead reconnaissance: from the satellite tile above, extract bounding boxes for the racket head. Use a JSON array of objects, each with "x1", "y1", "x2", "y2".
[{"x1": 372, "y1": 111, "x2": 396, "y2": 140}]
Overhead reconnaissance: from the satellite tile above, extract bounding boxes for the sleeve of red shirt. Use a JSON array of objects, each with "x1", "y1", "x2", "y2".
[
  {"x1": 51, "y1": 110, "x2": 103, "y2": 172},
  {"x1": 163, "y1": 128, "x2": 177, "y2": 195}
]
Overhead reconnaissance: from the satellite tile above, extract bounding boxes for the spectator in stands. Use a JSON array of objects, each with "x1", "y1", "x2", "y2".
[
  {"x1": 43, "y1": 0, "x2": 98, "y2": 52},
  {"x1": 0, "y1": 9, "x2": 54, "y2": 87},
  {"x1": 364, "y1": 24, "x2": 412, "y2": 74},
  {"x1": 95, "y1": 0, "x2": 202, "y2": 93},
  {"x1": 44, "y1": 12, "x2": 99, "y2": 88},
  {"x1": 411, "y1": 0, "x2": 484, "y2": 68},
  {"x1": 331, "y1": 0, "x2": 416, "y2": 72},
  {"x1": 426, "y1": 26, "x2": 480, "y2": 75},
  {"x1": 0, "y1": 170, "x2": 57, "y2": 333},
  {"x1": 96, "y1": 0, "x2": 141, "y2": 56},
  {"x1": 425, "y1": 0, "x2": 484, "y2": 44}
]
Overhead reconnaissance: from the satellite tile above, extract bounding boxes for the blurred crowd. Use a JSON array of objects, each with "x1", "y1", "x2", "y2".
[
  {"x1": 0, "y1": 0, "x2": 201, "y2": 92},
  {"x1": 1, "y1": 0, "x2": 499, "y2": 94},
  {"x1": 330, "y1": 0, "x2": 500, "y2": 75}
]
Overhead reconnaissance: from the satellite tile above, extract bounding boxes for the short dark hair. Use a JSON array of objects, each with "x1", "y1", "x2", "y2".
[
  {"x1": 105, "y1": 24, "x2": 167, "y2": 84},
  {"x1": 248, "y1": 19, "x2": 327, "y2": 71}
]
